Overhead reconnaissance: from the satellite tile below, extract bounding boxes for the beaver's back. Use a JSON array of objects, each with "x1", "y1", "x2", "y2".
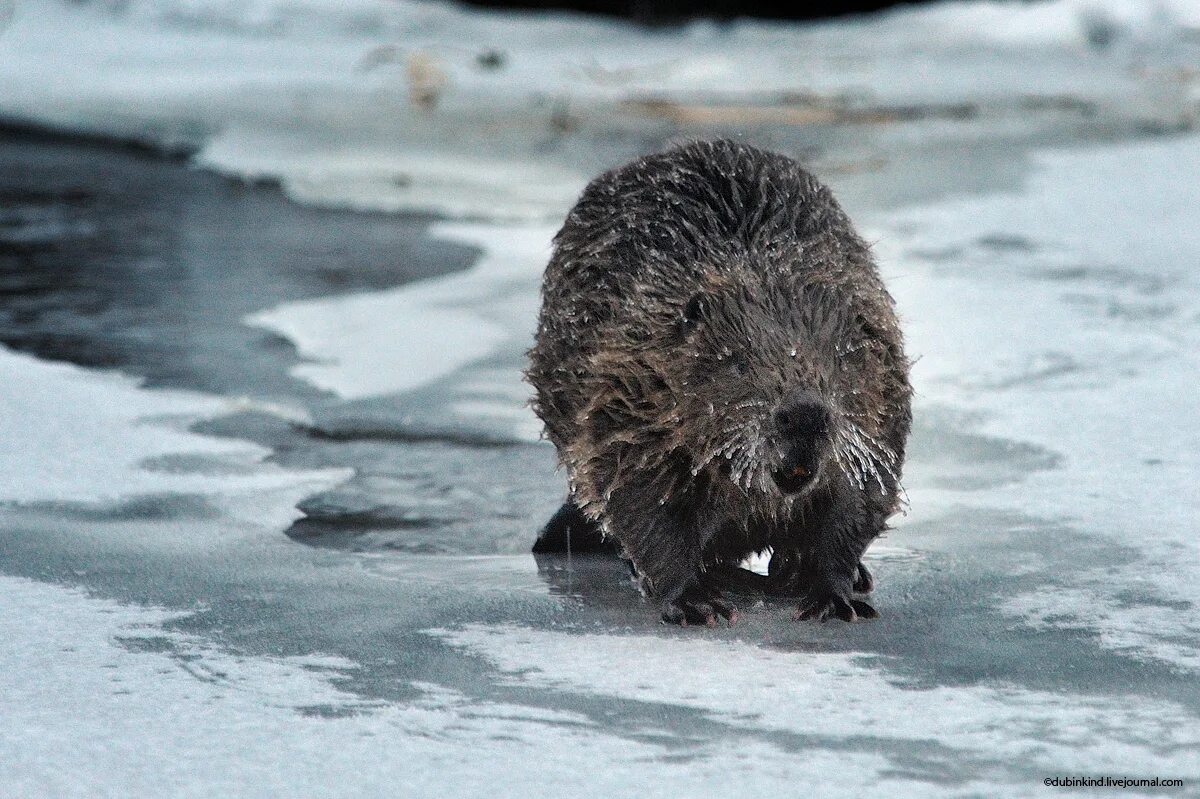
[
  {"x1": 546, "y1": 139, "x2": 861, "y2": 315},
  {"x1": 528, "y1": 139, "x2": 888, "y2": 453}
]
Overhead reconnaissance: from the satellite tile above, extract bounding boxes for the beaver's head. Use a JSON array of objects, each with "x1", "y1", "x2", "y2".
[{"x1": 658, "y1": 274, "x2": 897, "y2": 501}]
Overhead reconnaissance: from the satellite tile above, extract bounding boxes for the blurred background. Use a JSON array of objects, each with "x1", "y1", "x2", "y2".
[{"x1": 1, "y1": 1, "x2": 1198, "y2": 796}]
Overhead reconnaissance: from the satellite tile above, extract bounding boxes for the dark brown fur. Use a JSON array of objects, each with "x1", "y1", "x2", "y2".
[{"x1": 527, "y1": 140, "x2": 912, "y2": 624}]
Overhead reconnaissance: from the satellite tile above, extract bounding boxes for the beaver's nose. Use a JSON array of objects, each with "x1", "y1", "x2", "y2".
[{"x1": 774, "y1": 392, "x2": 829, "y2": 440}]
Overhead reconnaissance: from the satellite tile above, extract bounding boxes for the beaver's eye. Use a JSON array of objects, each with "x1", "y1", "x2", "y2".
[
  {"x1": 681, "y1": 292, "x2": 710, "y2": 332},
  {"x1": 730, "y1": 353, "x2": 750, "y2": 375}
]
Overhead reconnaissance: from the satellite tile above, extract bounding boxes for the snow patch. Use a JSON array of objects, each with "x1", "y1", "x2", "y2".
[
  {"x1": 0, "y1": 345, "x2": 348, "y2": 522},
  {"x1": 901, "y1": 0, "x2": 1200, "y2": 47},
  {"x1": 435, "y1": 623, "x2": 1200, "y2": 778},
  {"x1": 1002, "y1": 585, "x2": 1200, "y2": 672},
  {"x1": 246, "y1": 223, "x2": 552, "y2": 439}
]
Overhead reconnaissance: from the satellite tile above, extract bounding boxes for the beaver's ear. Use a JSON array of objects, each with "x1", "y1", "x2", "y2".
[{"x1": 681, "y1": 292, "x2": 709, "y2": 331}]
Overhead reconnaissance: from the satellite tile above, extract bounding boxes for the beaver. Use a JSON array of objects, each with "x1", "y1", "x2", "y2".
[{"x1": 526, "y1": 139, "x2": 911, "y2": 625}]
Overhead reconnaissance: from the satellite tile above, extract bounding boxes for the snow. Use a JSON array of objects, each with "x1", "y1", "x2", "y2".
[
  {"x1": 3, "y1": 0, "x2": 1198, "y2": 217},
  {"x1": 0, "y1": 345, "x2": 348, "y2": 521},
  {"x1": 245, "y1": 223, "x2": 551, "y2": 403},
  {"x1": 902, "y1": 0, "x2": 1200, "y2": 46}
]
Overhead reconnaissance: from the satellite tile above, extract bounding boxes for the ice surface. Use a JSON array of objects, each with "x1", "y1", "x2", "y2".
[
  {"x1": 5, "y1": 125, "x2": 1198, "y2": 794},
  {"x1": 436, "y1": 622, "x2": 1200, "y2": 775},
  {"x1": 6, "y1": 127, "x2": 1194, "y2": 794},
  {"x1": 874, "y1": 135, "x2": 1200, "y2": 671},
  {"x1": 2, "y1": 0, "x2": 1200, "y2": 795}
]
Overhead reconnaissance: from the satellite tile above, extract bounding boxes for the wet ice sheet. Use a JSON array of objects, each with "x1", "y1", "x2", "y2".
[
  {"x1": 5, "y1": 575, "x2": 1008, "y2": 799},
  {"x1": 875, "y1": 135, "x2": 1200, "y2": 672},
  {"x1": 435, "y1": 623, "x2": 1200, "y2": 780}
]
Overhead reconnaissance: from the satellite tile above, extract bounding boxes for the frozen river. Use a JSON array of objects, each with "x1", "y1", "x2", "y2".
[{"x1": 1, "y1": 1, "x2": 1198, "y2": 796}]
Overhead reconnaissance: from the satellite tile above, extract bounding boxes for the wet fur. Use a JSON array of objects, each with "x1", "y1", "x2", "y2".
[{"x1": 526, "y1": 140, "x2": 912, "y2": 623}]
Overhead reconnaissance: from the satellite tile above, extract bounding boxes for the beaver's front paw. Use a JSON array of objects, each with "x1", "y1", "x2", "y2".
[
  {"x1": 793, "y1": 585, "x2": 878, "y2": 623},
  {"x1": 661, "y1": 583, "x2": 738, "y2": 627}
]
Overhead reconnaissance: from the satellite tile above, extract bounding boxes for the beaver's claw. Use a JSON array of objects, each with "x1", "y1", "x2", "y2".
[
  {"x1": 661, "y1": 584, "x2": 738, "y2": 627},
  {"x1": 793, "y1": 587, "x2": 878, "y2": 623}
]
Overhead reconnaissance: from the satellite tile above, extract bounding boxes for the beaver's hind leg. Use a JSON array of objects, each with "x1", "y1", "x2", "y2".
[
  {"x1": 532, "y1": 500, "x2": 619, "y2": 554},
  {"x1": 604, "y1": 486, "x2": 738, "y2": 627},
  {"x1": 852, "y1": 561, "x2": 874, "y2": 594}
]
